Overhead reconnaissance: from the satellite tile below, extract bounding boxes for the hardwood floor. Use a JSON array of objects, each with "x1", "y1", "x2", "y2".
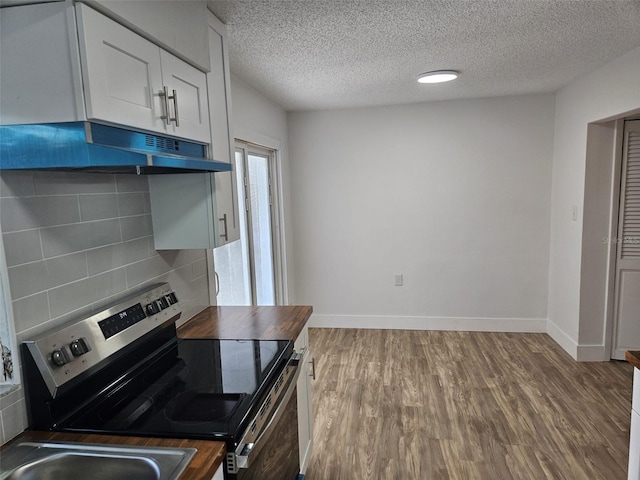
[{"x1": 304, "y1": 329, "x2": 633, "y2": 480}]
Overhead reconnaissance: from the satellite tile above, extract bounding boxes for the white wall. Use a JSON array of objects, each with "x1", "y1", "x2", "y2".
[
  {"x1": 548, "y1": 46, "x2": 640, "y2": 360},
  {"x1": 230, "y1": 77, "x2": 296, "y2": 303},
  {"x1": 288, "y1": 93, "x2": 555, "y2": 331}
]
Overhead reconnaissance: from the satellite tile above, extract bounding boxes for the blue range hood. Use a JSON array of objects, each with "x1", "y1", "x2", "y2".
[{"x1": 0, "y1": 122, "x2": 232, "y2": 174}]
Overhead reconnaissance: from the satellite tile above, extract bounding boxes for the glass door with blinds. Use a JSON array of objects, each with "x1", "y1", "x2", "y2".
[
  {"x1": 611, "y1": 120, "x2": 640, "y2": 359},
  {"x1": 213, "y1": 142, "x2": 278, "y2": 306}
]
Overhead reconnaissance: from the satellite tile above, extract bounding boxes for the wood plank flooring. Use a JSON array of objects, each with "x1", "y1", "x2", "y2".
[{"x1": 304, "y1": 329, "x2": 633, "y2": 480}]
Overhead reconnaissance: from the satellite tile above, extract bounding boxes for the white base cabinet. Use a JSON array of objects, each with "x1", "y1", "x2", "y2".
[
  {"x1": 211, "y1": 464, "x2": 224, "y2": 480},
  {"x1": 295, "y1": 325, "x2": 314, "y2": 474}
]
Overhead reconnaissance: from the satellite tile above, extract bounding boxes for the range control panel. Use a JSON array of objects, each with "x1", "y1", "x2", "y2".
[{"x1": 23, "y1": 283, "x2": 181, "y2": 398}]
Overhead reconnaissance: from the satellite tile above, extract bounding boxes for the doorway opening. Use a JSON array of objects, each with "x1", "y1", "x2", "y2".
[
  {"x1": 610, "y1": 119, "x2": 640, "y2": 359},
  {"x1": 213, "y1": 141, "x2": 281, "y2": 306}
]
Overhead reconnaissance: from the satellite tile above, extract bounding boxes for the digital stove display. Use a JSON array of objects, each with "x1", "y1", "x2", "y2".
[{"x1": 98, "y1": 303, "x2": 146, "y2": 339}]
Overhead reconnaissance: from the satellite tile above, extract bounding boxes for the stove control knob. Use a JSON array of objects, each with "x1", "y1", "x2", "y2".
[
  {"x1": 51, "y1": 347, "x2": 71, "y2": 367},
  {"x1": 69, "y1": 338, "x2": 90, "y2": 357},
  {"x1": 146, "y1": 302, "x2": 159, "y2": 315},
  {"x1": 168, "y1": 292, "x2": 178, "y2": 304},
  {"x1": 164, "y1": 294, "x2": 175, "y2": 306},
  {"x1": 158, "y1": 297, "x2": 169, "y2": 309}
]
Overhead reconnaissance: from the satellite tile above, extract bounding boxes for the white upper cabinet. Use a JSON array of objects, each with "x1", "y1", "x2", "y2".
[
  {"x1": 76, "y1": 3, "x2": 210, "y2": 143},
  {"x1": 149, "y1": 12, "x2": 240, "y2": 249},
  {"x1": 1, "y1": 2, "x2": 210, "y2": 144},
  {"x1": 76, "y1": 4, "x2": 166, "y2": 134},
  {"x1": 207, "y1": 11, "x2": 240, "y2": 245},
  {"x1": 159, "y1": 50, "x2": 211, "y2": 143},
  {"x1": 207, "y1": 11, "x2": 233, "y2": 164}
]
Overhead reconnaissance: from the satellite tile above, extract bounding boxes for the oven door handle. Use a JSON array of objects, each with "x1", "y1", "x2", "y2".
[{"x1": 235, "y1": 352, "x2": 303, "y2": 469}]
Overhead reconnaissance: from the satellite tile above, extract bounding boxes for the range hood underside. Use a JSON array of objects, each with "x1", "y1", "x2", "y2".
[{"x1": 0, "y1": 122, "x2": 232, "y2": 174}]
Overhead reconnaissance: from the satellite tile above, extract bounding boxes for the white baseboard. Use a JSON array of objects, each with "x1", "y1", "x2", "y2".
[
  {"x1": 546, "y1": 319, "x2": 578, "y2": 360},
  {"x1": 308, "y1": 314, "x2": 547, "y2": 333},
  {"x1": 310, "y1": 315, "x2": 609, "y2": 361},
  {"x1": 576, "y1": 344, "x2": 607, "y2": 362},
  {"x1": 546, "y1": 319, "x2": 608, "y2": 361}
]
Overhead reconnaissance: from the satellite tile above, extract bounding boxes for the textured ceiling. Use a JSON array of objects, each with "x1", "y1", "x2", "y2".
[{"x1": 207, "y1": 0, "x2": 640, "y2": 112}]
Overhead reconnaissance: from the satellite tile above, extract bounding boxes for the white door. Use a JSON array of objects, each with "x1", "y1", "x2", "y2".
[
  {"x1": 213, "y1": 143, "x2": 279, "y2": 306},
  {"x1": 160, "y1": 50, "x2": 211, "y2": 143},
  {"x1": 612, "y1": 120, "x2": 640, "y2": 359},
  {"x1": 76, "y1": 4, "x2": 165, "y2": 134}
]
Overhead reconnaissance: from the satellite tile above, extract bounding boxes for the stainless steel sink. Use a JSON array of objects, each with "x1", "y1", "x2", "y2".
[{"x1": 0, "y1": 441, "x2": 197, "y2": 480}]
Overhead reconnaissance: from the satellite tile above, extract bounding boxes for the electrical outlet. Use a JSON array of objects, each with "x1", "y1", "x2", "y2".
[{"x1": 394, "y1": 274, "x2": 403, "y2": 286}]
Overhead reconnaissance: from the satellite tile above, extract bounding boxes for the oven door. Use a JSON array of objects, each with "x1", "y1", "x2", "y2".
[{"x1": 229, "y1": 353, "x2": 302, "y2": 480}]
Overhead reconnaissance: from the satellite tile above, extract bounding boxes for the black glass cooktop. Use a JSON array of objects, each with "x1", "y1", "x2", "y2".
[{"x1": 64, "y1": 338, "x2": 292, "y2": 440}]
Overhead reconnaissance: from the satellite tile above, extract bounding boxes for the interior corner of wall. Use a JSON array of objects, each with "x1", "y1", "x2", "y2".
[{"x1": 546, "y1": 319, "x2": 578, "y2": 360}]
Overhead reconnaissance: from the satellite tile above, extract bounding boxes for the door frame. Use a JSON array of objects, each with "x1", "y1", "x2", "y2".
[
  {"x1": 236, "y1": 140, "x2": 278, "y2": 305},
  {"x1": 209, "y1": 135, "x2": 287, "y2": 307},
  {"x1": 607, "y1": 118, "x2": 640, "y2": 359},
  {"x1": 604, "y1": 119, "x2": 630, "y2": 359}
]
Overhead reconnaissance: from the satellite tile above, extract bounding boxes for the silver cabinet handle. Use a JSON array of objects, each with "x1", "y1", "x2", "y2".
[
  {"x1": 219, "y1": 213, "x2": 228, "y2": 242},
  {"x1": 160, "y1": 87, "x2": 179, "y2": 126},
  {"x1": 160, "y1": 86, "x2": 171, "y2": 125},
  {"x1": 170, "y1": 89, "x2": 179, "y2": 127},
  {"x1": 309, "y1": 357, "x2": 316, "y2": 380},
  {"x1": 214, "y1": 271, "x2": 220, "y2": 296}
]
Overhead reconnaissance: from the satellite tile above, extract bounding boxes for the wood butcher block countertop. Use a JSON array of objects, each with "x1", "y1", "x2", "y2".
[
  {"x1": 4, "y1": 430, "x2": 225, "y2": 480},
  {"x1": 626, "y1": 351, "x2": 640, "y2": 370},
  {"x1": 177, "y1": 305, "x2": 313, "y2": 341}
]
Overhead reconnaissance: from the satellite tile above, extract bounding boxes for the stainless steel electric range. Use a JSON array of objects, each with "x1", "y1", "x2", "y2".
[{"x1": 21, "y1": 283, "x2": 302, "y2": 480}]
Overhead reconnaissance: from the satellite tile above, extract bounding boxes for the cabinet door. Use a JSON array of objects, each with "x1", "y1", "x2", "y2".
[
  {"x1": 149, "y1": 173, "x2": 216, "y2": 250},
  {"x1": 160, "y1": 50, "x2": 211, "y2": 144},
  {"x1": 207, "y1": 12, "x2": 240, "y2": 245},
  {"x1": 76, "y1": 4, "x2": 166, "y2": 134}
]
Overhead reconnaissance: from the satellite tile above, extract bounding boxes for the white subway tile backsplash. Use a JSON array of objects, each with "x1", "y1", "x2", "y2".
[
  {"x1": 1, "y1": 171, "x2": 210, "y2": 444},
  {"x1": 2, "y1": 230, "x2": 43, "y2": 267},
  {"x1": 0, "y1": 385, "x2": 23, "y2": 410},
  {"x1": 41, "y1": 219, "x2": 122, "y2": 258},
  {"x1": 158, "y1": 249, "x2": 192, "y2": 269},
  {"x1": 0, "y1": 397, "x2": 28, "y2": 444},
  {"x1": 120, "y1": 214, "x2": 153, "y2": 241},
  {"x1": 118, "y1": 193, "x2": 147, "y2": 216},
  {"x1": 0, "y1": 171, "x2": 34, "y2": 198},
  {"x1": 165, "y1": 264, "x2": 193, "y2": 289},
  {"x1": 8, "y1": 252, "x2": 87, "y2": 299},
  {"x1": 176, "y1": 277, "x2": 209, "y2": 323},
  {"x1": 115, "y1": 174, "x2": 149, "y2": 193},
  {"x1": 1, "y1": 196, "x2": 80, "y2": 233},
  {"x1": 79, "y1": 194, "x2": 119, "y2": 221},
  {"x1": 33, "y1": 172, "x2": 117, "y2": 195},
  {"x1": 11, "y1": 293, "x2": 50, "y2": 334},
  {"x1": 87, "y1": 237, "x2": 152, "y2": 276},
  {"x1": 48, "y1": 268, "x2": 127, "y2": 319},
  {"x1": 189, "y1": 249, "x2": 207, "y2": 262},
  {"x1": 125, "y1": 255, "x2": 173, "y2": 288},
  {"x1": 192, "y1": 257, "x2": 208, "y2": 279}
]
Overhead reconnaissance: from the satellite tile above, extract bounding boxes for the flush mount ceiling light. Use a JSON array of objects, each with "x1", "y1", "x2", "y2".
[{"x1": 417, "y1": 70, "x2": 459, "y2": 84}]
